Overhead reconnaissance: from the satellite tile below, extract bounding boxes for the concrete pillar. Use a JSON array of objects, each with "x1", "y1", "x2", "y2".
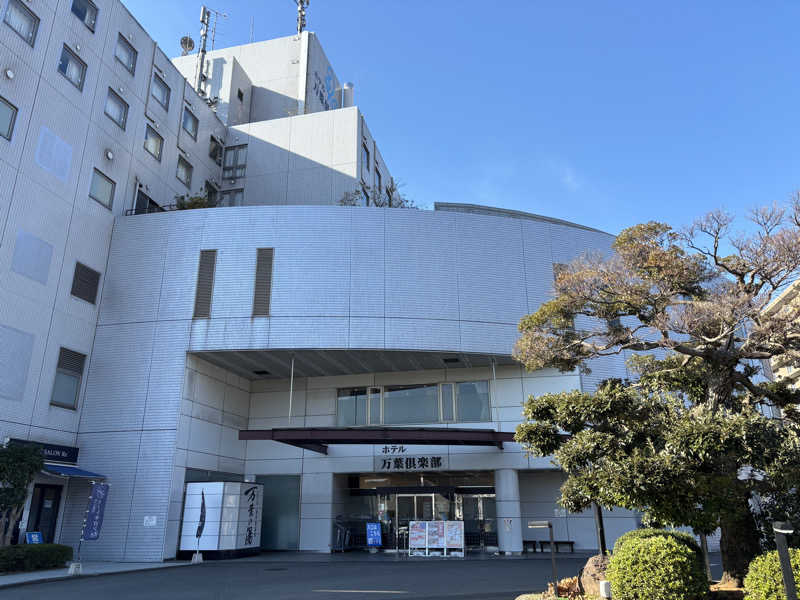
[
  {"x1": 495, "y1": 468, "x2": 523, "y2": 555},
  {"x1": 299, "y1": 472, "x2": 334, "y2": 552}
]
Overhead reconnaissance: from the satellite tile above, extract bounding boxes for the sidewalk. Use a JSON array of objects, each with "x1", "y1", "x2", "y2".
[{"x1": 0, "y1": 560, "x2": 192, "y2": 589}]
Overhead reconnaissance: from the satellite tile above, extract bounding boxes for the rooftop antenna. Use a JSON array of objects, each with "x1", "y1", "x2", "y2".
[
  {"x1": 294, "y1": 0, "x2": 308, "y2": 35},
  {"x1": 196, "y1": 6, "x2": 210, "y2": 95},
  {"x1": 180, "y1": 35, "x2": 195, "y2": 56},
  {"x1": 207, "y1": 7, "x2": 228, "y2": 51}
]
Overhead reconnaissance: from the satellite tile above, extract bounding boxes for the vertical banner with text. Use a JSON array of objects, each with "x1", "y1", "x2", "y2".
[{"x1": 83, "y1": 483, "x2": 109, "y2": 541}]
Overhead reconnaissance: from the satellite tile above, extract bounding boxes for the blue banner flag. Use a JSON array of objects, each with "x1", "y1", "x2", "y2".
[
  {"x1": 366, "y1": 522, "x2": 382, "y2": 547},
  {"x1": 84, "y1": 483, "x2": 109, "y2": 541}
]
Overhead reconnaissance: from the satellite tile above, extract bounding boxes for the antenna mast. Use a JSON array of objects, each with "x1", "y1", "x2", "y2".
[
  {"x1": 196, "y1": 6, "x2": 210, "y2": 95},
  {"x1": 294, "y1": 0, "x2": 309, "y2": 35}
]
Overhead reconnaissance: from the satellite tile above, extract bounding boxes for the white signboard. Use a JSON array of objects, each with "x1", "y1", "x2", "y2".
[
  {"x1": 445, "y1": 521, "x2": 464, "y2": 549},
  {"x1": 408, "y1": 521, "x2": 464, "y2": 557},
  {"x1": 409, "y1": 521, "x2": 427, "y2": 549},
  {"x1": 427, "y1": 521, "x2": 445, "y2": 548}
]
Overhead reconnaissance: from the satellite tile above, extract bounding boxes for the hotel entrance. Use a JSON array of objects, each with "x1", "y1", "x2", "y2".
[{"x1": 339, "y1": 472, "x2": 497, "y2": 552}]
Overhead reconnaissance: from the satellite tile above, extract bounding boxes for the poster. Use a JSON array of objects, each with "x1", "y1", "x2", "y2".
[
  {"x1": 366, "y1": 522, "x2": 382, "y2": 547},
  {"x1": 409, "y1": 521, "x2": 427, "y2": 549},
  {"x1": 427, "y1": 521, "x2": 445, "y2": 548},
  {"x1": 445, "y1": 521, "x2": 464, "y2": 549}
]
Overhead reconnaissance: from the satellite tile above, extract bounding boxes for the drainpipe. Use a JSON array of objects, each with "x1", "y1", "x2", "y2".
[{"x1": 288, "y1": 354, "x2": 295, "y2": 426}]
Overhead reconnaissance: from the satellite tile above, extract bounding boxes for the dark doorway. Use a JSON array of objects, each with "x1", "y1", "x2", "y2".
[
  {"x1": 29, "y1": 484, "x2": 63, "y2": 543},
  {"x1": 256, "y1": 475, "x2": 300, "y2": 550}
]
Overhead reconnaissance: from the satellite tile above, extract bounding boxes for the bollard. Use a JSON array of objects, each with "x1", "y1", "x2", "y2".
[{"x1": 773, "y1": 522, "x2": 798, "y2": 600}]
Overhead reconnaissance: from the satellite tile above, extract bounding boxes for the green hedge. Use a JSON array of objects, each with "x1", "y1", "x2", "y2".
[
  {"x1": 744, "y1": 549, "x2": 800, "y2": 600},
  {"x1": 0, "y1": 544, "x2": 73, "y2": 572},
  {"x1": 613, "y1": 527, "x2": 703, "y2": 556},
  {"x1": 607, "y1": 531, "x2": 708, "y2": 600}
]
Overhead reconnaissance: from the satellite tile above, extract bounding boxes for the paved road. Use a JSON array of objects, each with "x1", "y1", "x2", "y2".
[{"x1": 2, "y1": 555, "x2": 589, "y2": 600}]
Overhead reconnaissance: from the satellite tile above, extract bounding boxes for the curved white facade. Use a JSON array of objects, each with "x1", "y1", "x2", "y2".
[{"x1": 53, "y1": 204, "x2": 637, "y2": 561}]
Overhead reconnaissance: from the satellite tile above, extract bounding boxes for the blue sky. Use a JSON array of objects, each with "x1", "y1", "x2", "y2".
[{"x1": 122, "y1": 0, "x2": 800, "y2": 235}]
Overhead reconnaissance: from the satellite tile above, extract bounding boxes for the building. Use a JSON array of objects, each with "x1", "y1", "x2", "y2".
[
  {"x1": 764, "y1": 281, "x2": 800, "y2": 388},
  {"x1": 0, "y1": 0, "x2": 638, "y2": 561}
]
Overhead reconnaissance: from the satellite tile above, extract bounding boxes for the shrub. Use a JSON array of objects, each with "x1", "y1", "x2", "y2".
[
  {"x1": 614, "y1": 527, "x2": 703, "y2": 556},
  {"x1": 744, "y1": 549, "x2": 800, "y2": 600},
  {"x1": 0, "y1": 544, "x2": 73, "y2": 572},
  {"x1": 607, "y1": 532, "x2": 708, "y2": 600}
]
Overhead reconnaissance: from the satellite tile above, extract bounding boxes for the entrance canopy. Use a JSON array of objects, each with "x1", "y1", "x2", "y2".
[
  {"x1": 43, "y1": 464, "x2": 105, "y2": 479},
  {"x1": 239, "y1": 427, "x2": 515, "y2": 455}
]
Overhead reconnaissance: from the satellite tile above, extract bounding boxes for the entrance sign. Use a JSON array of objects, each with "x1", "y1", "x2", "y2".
[
  {"x1": 445, "y1": 521, "x2": 464, "y2": 551},
  {"x1": 10, "y1": 438, "x2": 79, "y2": 464},
  {"x1": 409, "y1": 521, "x2": 465, "y2": 557},
  {"x1": 409, "y1": 521, "x2": 427, "y2": 552},
  {"x1": 25, "y1": 532, "x2": 43, "y2": 544},
  {"x1": 83, "y1": 483, "x2": 109, "y2": 541},
  {"x1": 374, "y1": 455, "x2": 449, "y2": 472},
  {"x1": 366, "y1": 522, "x2": 382, "y2": 547},
  {"x1": 427, "y1": 521, "x2": 445, "y2": 550}
]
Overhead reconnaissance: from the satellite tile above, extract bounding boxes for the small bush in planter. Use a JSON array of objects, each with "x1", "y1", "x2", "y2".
[
  {"x1": 607, "y1": 531, "x2": 708, "y2": 600},
  {"x1": 0, "y1": 544, "x2": 73, "y2": 572},
  {"x1": 744, "y1": 549, "x2": 800, "y2": 600}
]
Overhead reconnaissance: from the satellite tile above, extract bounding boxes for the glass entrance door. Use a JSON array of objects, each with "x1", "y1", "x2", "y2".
[
  {"x1": 456, "y1": 493, "x2": 497, "y2": 550},
  {"x1": 29, "y1": 484, "x2": 63, "y2": 543},
  {"x1": 395, "y1": 494, "x2": 436, "y2": 550}
]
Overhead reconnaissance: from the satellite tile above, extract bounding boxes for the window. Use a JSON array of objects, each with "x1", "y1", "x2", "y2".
[
  {"x1": 337, "y1": 388, "x2": 367, "y2": 426},
  {"x1": 151, "y1": 73, "x2": 170, "y2": 110},
  {"x1": 205, "y1": 180, "x2": 218, "y2": 206},
  {"x1": 71, "y1": 262, "x2": 100, "y2": 304},
  {"x1": 455, "y1": 381, "x2": 490, "y2": 422},
  {"x1": 361, "y1": 143, "x2": 370, "y2": 172},
  {"x1": 88, "y1": 168, "x2": 115, "y2": 209},
  {"x1": 440, "y1": 383, "x2": 455, "y2": 422},
  {"x1": 4, "y1": 0, "x2": 39, "y2": 46},
  {"x1": 176, "y1": 156, "x2": 193, "y2": 187},
  {"x1": 57, "y1": 45, "x2": 86, "y2": 91},
  {"x1": 104, "y1": 88, "x2": 128, "y2": 130},
  {"x1": 220, "y1": 189, "x2": 243, "y2": 206},
  {"x1": 209, "y1": 136, "x2": 223, "y2": 165},
  {"x1": 336, "y1": 380, "x2": 491, "y2": 426},
  {"x1": 193, "y1": 250, "x2": 217, "y2": 318},
  {"x1": 237, "y1": 88, "x2": 244, "y2": 102},
  {"x1": 143, "y1": 125, "x2": 163, "y2": 161},
  {"x1": 222, "y1": 144, "x2": 247, "y2": 179},
  {"x1": 0, "y1": 95, "x2": 17, "y2": 141},
  {"x1": 70, "y1": 0, "x2": 97, "y2": 32},
  {"x1": 182, "y1": 107, "x2": 198, "y2": 139},
  {"x1": 252, "y1": 248, "x2": 274, "y2": 317},
  {"x1": 134, "y1": 189, "x2": 162, "y2": 214},
  {"x1": 114, "y1": 34, "x2": 137, "y2": 74},
  {"x1": 51, "y1": 348, "x2": 86, "y2": 409}
]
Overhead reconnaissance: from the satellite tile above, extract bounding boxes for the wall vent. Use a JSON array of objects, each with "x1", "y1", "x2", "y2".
[
  {"x1": 252, "y1": 248, "x2": 274, "y2": 317},
  {"x1": 193, "y1": 250, "x2": 217, "y2": 318},
  {"x1": 71, "y1": 262, "x2": 101, "y2": 304}
]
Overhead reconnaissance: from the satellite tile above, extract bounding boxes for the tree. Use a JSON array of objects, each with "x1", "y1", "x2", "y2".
[
  {"x1": 338, "y1": 178, "x2": 416, "y2": 208},
  {"x1": 0, "y1": 443, "x2": 44, "y2": 546},
  {"x1": 513, "y1": 202, "x2": 800, "y2": 585},
  {"x1": 175, "y1": 191, "x2": 214, "y2": 210}
]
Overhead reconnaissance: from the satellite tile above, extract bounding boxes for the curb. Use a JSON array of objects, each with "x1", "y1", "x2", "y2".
[{"x1": 0, "y1": 561, "x2": 193, "y2": 590}]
